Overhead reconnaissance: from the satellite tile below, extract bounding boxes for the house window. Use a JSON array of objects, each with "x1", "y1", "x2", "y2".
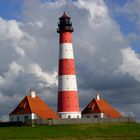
[
  {"x1": 87, "y1": 116, "x2": 89, "y2": 118},
  {"x1": 20, "y1": 107, "x2": 24, "y2": 113},
  {"x1": 94, "y1": 115, "x2": 98, "y2": 118},
  {"x1": 11, "y1": 117, "x2": 13, "y2": 122},
  {"x1": 87, "y1": 108, "x2": 93, "y2": 113},
  {"x1": 17, "y1": 116, "x2": 19, "y2": 121},
  {"x1": 24, "y1": 116, "x2": 28, "y2": 122},
  {"x1": 68, "y1": 115, "x2": 71, "y2": 118}
]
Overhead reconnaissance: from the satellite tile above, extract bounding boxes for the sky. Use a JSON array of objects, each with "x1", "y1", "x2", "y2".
[{"x1": 0, "y1": 0, "x2": 140, "y2": 121}]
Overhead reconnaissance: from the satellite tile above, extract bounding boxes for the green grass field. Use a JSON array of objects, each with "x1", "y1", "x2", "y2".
[{"x1": 0, "y1": 123, "x2": 140, "y2": 140}]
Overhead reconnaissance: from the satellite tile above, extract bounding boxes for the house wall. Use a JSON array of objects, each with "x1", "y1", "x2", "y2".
[
  {"x1": 9, "y1": 113, "x2": 39, "y2": 122},
  {"x1": 82, "y1": 113, "x2": 106, "y2": 118}
]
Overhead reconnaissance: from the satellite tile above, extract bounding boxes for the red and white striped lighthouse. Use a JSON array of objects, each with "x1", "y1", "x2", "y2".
[{"x1": 57, "y1": 12, "x2": 81, "y2": 118}]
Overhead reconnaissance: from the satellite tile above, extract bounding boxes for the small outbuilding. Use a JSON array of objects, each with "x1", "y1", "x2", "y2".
[
  {"x1": 9, "y1": 90, "x2": 59, "y2": 122},
  {"x1": 82, "y1": 94, "x2": 122, "y2": 118}
]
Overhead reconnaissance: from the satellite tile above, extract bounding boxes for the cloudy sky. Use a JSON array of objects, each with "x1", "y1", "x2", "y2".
[{"x1": 0, "y1": 0, "x2": 140, "y2": 121}]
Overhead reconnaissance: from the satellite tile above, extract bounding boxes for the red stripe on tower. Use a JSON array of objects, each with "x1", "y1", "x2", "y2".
[
  {"x1": 60, "y1": 32, "x2": 72, "y2": 43},
  {"x1": 57, "y1": 12, "x2": 81, "y2": 118},
  {"x1": 59, "y1": 59, "x2": 76, "y2": 75}
]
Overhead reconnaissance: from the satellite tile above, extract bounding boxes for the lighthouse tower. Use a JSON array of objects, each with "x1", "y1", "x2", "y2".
[{"x1": 57, "y1": 12, "x2": 81, "y2": 118}]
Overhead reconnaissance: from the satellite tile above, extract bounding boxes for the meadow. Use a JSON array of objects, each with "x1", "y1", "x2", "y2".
[{"x1": 0, "y1": 123, "x2": 140, "y2": 140}]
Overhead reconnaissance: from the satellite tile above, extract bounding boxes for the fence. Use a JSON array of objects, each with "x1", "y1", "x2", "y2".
[
  {"x1": 0, "y1": 121, "x2": 23, "y2": 127},
  {"x1": 26, "y1": 117, "x2": 136, "y2": 125}
]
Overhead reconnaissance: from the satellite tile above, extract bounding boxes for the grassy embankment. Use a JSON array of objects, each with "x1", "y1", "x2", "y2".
[{"x1": 0, "y1": 123, "x2": 140, "y2": 140}]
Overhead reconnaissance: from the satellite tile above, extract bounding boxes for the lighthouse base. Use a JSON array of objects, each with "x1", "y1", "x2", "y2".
[{"x1": 58, "y1": 112, "x2": 81, "y2": 119}]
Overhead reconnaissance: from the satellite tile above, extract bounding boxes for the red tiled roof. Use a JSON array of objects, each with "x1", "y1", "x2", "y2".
[
  {"x1": 82, "y1": 98, "x2": 122, "y2": 118},
  {"x1": 9, "y1": 95, "x2": 59, "y2": 119}
]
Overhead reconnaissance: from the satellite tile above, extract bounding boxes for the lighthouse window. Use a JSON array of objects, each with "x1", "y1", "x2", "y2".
[{"x1": 65, "y1": 18, "x2": 69, "y2": 23}]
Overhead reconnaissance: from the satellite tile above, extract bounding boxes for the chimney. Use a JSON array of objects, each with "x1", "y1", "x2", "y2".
[
  {"x1": 30, "y1": 90, "x2": 36, "y2": 98},
  {"x1": 96, "y1": 94, "x2": 100, "y2": 101}
]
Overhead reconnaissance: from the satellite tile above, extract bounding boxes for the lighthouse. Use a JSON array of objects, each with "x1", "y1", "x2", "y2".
[{"x1": 57, "y1": 12, "x2": 81, "y2": 118}]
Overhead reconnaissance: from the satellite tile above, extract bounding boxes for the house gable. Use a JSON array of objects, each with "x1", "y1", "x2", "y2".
[
  {"x1": 82, "y1": 99, "x2": 101, "y2": 114},
  {"x1": 9, "y1": 96, "x2": 32, "y2": 115}
]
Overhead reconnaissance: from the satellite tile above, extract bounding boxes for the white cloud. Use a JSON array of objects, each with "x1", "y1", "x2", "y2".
[
  {"x1": 76, "y1": 0, "x2": 109, "y2": 27},
  {"x1": 14, "y1": 47, "x2": 25, "y2": 57},
  {"x1": 0, "y1": 16, "x2": 57, "y2": 93},
  {"x1": 25, "y1": 63, "x2": 57, "y2": 87},
  {"x1": 0, "y1": 61, "x2": 24, "y2": 87},
  {"x1": 115, "y1": 47, "x2": 140, "y2": 82},
  {"x1": 0, "y1": 18, "x2": 24, "y2": 40}
]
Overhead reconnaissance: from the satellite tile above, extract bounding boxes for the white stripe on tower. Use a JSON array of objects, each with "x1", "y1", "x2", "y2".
[
  {"x1": 59, "y1": 43, "x2": 74, "y2": 59},
  {"x1": 58, "y1": 75, "x2": 77, "y2": 91}
]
